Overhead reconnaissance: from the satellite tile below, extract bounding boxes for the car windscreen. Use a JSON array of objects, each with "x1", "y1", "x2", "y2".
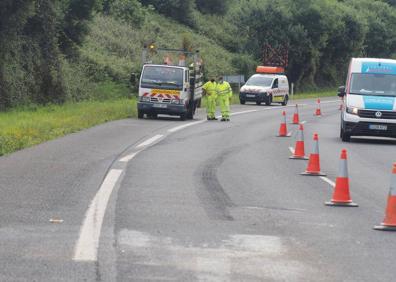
[
  {"x1": 141, "y1": 66, "x2": 183, "y2": 90},
  {"x1": 245, "y1": 76, "x2": 273, "y2": 87},
  {"x1": 350, "y1": 73, "x2": 396, "y2": 96}
]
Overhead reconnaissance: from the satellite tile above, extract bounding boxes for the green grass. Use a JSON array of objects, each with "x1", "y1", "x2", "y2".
[{"x1": 0, "y1": 98, "x2": 136, "y2": 156}]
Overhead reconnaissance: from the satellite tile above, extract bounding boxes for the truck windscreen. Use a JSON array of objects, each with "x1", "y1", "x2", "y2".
[
  {"x1": 246, "y1": 76, "x2": 273, "y2": 87},
  {"x1": 141, "y1": 66, "x2": 183, "y2": 90},
  {"x1": 350, "y1": 73, "x2": 396, "y2": 96}
]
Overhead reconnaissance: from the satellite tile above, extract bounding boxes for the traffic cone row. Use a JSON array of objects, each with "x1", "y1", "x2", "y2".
[{"x1": 279, "y1": 105, "x2": 396, "y2": 232}]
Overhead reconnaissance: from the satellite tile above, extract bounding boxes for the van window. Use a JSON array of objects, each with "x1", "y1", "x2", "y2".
[
  {"x1": 272, "y1": 79, "x2": 279, "y2": 89},
  {"x1": 350, "y1": 73, "x2": 396, "y2": 96},
  {"x1": 246, "y1": 76, "x2": 273, "y2": 87}
]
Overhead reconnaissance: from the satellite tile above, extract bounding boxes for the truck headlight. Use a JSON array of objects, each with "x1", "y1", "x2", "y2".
[
  {"x1": 140, "y1": 96, "x2": 150, "y2": 102},
  {"x1": 346, "y1": 107, "x2": 359, "y2": 115}
]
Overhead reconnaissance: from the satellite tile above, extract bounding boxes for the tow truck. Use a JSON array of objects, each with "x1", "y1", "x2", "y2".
[{"x1": 137, "y1": 44, "x2": 203, "y2": 121}]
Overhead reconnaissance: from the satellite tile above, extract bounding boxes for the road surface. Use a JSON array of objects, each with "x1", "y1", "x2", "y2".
[{"x1": 1, "y1": 98, "x2": 395, "y2": 281}]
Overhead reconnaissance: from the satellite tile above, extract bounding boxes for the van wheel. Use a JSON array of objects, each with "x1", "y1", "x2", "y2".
[
  {"x1": 138, "y1": 110, "x2": 144, "y2": 119},
  {"x1": 281, "y1": 95, "x2": 289, "y2": 106},
  {"x1": 180, "y1": 113, "x2": 187, "y2": 121},
  {"x1": 240, "y1": 99, "x2": 246, "y2": 105},
  {"x1": 340, "y1": 127, "x2": 351, "y2": 142},
  {"x1": 265, "y1": 95, "x2": 272, "y2": 106}
]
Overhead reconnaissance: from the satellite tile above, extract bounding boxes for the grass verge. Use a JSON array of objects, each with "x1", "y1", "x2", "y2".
[{"x1": 0, "y1": 98, "x2": 136, "y2": 156}]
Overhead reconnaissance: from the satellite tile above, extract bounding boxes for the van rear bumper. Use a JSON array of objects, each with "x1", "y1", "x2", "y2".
[{"x1": 344, "y1": 121, "x2": 396, "y2": 138}]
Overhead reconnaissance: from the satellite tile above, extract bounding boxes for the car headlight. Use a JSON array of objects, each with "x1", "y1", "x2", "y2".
[{"x1": 346, "y1": 107, "x2": 359, "y2": 115}]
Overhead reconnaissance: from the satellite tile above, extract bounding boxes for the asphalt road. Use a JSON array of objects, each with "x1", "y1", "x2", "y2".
[{"x1": 1, "y1": 98, "x2": 396, "y2": 281}]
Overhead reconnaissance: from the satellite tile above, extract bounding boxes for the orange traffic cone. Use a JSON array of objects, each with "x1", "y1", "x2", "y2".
[
  {"x1": 277, "y1": 111, "x2": 291, "y2": 137},
  {"x1": 314, "y1": 98, "x2": 322, "y2": 116},
  {"x1": 325, "y1": 149, "x2": 358, "y2": 207},
  {"x1": 374, "y1": 163, "x2": 396, "y2": 231},
  {"x1": 290, "y1": 124, "x2": 308, "y2": 160},
  {"x1": 301, "y1": 133, "x2": 326, "y2": 176},
  {"x1": 292, "y1": 104, "x2": 300, "y2": 124}
]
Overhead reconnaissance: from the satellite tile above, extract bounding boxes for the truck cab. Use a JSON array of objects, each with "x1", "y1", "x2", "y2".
[
  {"x1": 339, "y1": 58, "x2": 396, "y2": 142},
  {"x1": 137, "y1": 47, "x2": 203, "y2": 121}
]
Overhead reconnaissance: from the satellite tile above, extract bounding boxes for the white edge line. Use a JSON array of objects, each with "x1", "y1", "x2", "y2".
[
  {"x1": 136, "y1": 134, "x2": 164, "y2": 148},
  {"x1": 119, "y1": 151, "x2": 141, "y2": 163},
  {"x1": 320, "y1": 176, "x2": 336, "y2": 187},
  {"x1": 73, "y1": 169, "x2": 123, "y2": 261},
  {"x1": 168, "y1": 120, "x2": 206, "y2": 133},
  {"x1": 300, "y1": 121, "x2": 307, "y2": 124}
]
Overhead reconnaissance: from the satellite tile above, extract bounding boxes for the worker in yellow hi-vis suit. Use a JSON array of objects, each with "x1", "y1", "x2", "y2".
[
  {"x1": 216, "y1": 76, "x2": 233, "y2": 121},
  {"x1": 202, "y1": 78, "x2": 217, "y2": 120}
]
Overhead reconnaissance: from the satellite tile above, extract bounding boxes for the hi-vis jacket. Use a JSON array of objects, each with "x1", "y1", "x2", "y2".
[
  {"x1": 216, "y1": 81, "x2": 232, "y2": 98},
  {"x1": 203, "y1": 81, "x2": 217, "y2": 96}
]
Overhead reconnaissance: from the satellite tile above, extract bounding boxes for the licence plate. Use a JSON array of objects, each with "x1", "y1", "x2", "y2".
[
  {"x1": 153, "y1": 103, "x2": 167, "y2": 108},
  {"x1": 246, "y1": 94, "x2": 256, "y2": 98},
  {"x1": 369, "y1": 124, "x2": 387, "y2": 130}
]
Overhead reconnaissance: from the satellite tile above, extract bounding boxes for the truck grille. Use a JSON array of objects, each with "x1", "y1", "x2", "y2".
[
  {"x1": 150, "y1": 97, "x2": 171, "y2": 103},
  {"x1": 358, "y1": 109, "x2": 396, "y2": 120}
]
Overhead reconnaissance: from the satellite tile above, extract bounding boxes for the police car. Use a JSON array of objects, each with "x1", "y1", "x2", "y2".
[
  {"x1": 239, "y1": 66, "x2": 289, "y2": 106},
  {"x1": 338, "y1": 58, "x2": 396, "y2": 142}
]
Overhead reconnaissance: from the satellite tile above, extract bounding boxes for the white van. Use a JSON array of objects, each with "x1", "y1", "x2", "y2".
[
  {"x1": 239, "y1": 66, "x2": 289, "y2": 106},
  {"x1": 338, "y1": 58, "x2": 396, "y2": 142}
]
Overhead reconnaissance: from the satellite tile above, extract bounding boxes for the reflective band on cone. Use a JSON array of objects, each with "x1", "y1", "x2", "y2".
[
  {"x1": 301, "y1": 133, "x2": 326, "y2": 176},
  {"x1": 290, "y1": 124, "x2": 308, "y2": 160},
  {"x1": 374, "y1": 163, "x2": 396, "y2": 231},
  {"x1": 277, "y1": 111, "x2": 291, "y2": 137},
  {"x1": 325, "y1": 149, "x2": 358, "y2": 207}
]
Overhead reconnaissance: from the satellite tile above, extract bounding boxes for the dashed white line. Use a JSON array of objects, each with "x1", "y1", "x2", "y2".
[
  {"x1": 300, "y1": 121, "x2": 307, "y2": 124},
  {"x1": 230, "y1": 109, "x2": 258, "y2": 116},
  {"x1": 168, "y1": 121, "x2": 206, "y2": 133},
  {"x1": 119, "y1": 151, "x2": 141, "y2": 163},
  {"x1": 136, "y1": 134, "x2": 164, "y2": 148},
  {"x1": 320, "y1": 176, "x2": 335, "y2": 187},
  {"x1": 73, "y1": 169, "x2": 123, "y2": 261}
]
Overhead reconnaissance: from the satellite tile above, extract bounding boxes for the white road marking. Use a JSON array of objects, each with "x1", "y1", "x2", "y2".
[
  {"x1": 319, "y1": 100, "x2": 339, "y2": 104},
  {"x1": 230, "y1": 109, "x2": 258, "y2": 116},
  {"x1": 289, "y1": 147, "x2": 295, "y2": 154},
  {"x1": 300, "y1": 121, "x2": 307, "y2": 124},
  {"x1": 168, "y1": 121, "x2": 206, "y2": 133},
  {"x1": 320, "y1": 176, "x2": 335, "y2": 187},
  {"x1": 73, "y1": 169, "x2": 123, "y2": 261},
  {"x1": 119, "y1": 151, "x2": 140, "y2": 163},
  {"x1": 136, "y1": 134, "x2": 164, "y2": 148}
]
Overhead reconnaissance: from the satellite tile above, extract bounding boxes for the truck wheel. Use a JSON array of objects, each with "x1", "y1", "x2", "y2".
[
  {"x1": 265, "y1": 95, "x2": 272, "y2": 106},
  {"x1": 281, "y1": 95, "x2": 289, "y2": 106},
  {"x1": 256, "y1": 101, "x2": 262, "y2": 105},
  {"x1": 240, "y1": 100, "x2": 246, "y2": 105},
  {"x1": 138, "y1": 110, "x2": 144, "y2": 119},
  {"x1": 180, "y1": 113, "x2": 187, "y2": 121},
  {"x1": 187, "y1": 101, "x2": 195, "y2": 119}
]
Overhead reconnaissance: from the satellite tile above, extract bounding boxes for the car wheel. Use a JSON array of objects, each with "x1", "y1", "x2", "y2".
[
  {"x1": 265, "y1": 95, "x2": 272, "y2": 106},
  {"x1": 256, "y1": 101, "x2": 262, "y2": 105},
  {"x1": 138, "y1": 110, "x2": 144, "y2": 119},
  {"x1": 340, "y1": 124, "x2": 351, "y2": 142},
  {"x1": 281, "y1": 95, "x2": 289, "y2": 106},
  {"x1": 180, "y1": 113, "x2": 187, "y2": 121},
  {"x1": 240, "y1": 100, "x2": 246, "y2": 105}
]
